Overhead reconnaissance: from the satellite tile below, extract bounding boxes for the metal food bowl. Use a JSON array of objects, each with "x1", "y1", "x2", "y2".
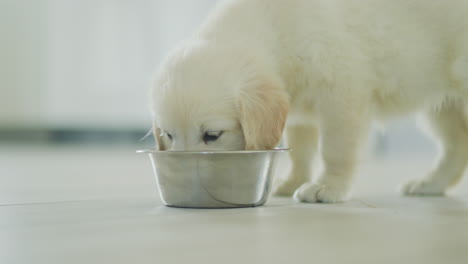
[{"x1": 138, "y1": 149, "x2": 289, "y2": 208}]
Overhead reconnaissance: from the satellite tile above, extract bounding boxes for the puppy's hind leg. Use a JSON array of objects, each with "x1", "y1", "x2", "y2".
[
  {"x1": 273, "y1": 125, "x2": 319, "y2": 196},
  {"x1": 402, "y1": 100, "x2": 468, "y2": 195}
]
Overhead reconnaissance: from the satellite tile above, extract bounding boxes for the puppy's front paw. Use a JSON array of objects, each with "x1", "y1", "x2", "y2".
[
  {"x1": 294, "y1": 182, "x2": 350, "y2": 203},
  {"x1": 273, "y1": 176, "x2": 308, "y2": 197},
  {"x1": 401, "y1": 178, "x2": 447, "y2": 196}
]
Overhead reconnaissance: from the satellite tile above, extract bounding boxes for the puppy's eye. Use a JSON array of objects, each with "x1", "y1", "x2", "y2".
[
  {"x1": 165, "y1": 132, "x2": 173, "y2": 140},
  {"x1": 203, "y1": 131, "x2": 223, "y2": 144}
]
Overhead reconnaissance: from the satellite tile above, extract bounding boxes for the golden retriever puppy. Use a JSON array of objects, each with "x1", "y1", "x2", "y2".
[{"x1": 151, "y1": 0, "x2": 468, "y2": 203}]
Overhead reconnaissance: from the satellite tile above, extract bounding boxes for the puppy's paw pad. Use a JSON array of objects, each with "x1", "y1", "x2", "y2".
[
  {"x1": 294, "y1": 183, "x2": 349, "y2": 203},
  {"x1": 401, "y1": 178, "x2": 446, "y2": 196},
  {"x1": 273, "y1": 177, "x2": 307, "y2": 197}
]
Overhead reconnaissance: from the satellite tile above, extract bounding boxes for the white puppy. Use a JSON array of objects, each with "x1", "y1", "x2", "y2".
[{"x1": 151, "y1": 0, "x2": 468, "y2": 203}]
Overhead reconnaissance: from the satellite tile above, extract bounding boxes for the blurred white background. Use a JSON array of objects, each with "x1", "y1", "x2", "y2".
[{"x1": 0, "y1": 0, "x2": 219, "y2": 130}]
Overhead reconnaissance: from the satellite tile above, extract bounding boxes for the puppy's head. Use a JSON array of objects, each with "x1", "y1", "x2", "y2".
[{"x1": 151, "y1": 41, "x2": 289, "y2": 151}]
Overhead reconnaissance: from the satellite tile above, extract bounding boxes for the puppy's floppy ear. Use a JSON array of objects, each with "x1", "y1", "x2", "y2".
[
  {"x1": 238, "y1": 80, "x2": 289, "y2": 150},
  {"x1": 153, "y1": 122, "x2": 166, "y2": 150}
]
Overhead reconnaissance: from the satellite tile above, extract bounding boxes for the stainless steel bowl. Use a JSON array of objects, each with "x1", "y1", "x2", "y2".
[{"x1": 138, "y1": 149, "x2": 289, "y2": 208}]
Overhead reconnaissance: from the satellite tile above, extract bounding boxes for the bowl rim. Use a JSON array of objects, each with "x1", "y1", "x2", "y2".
[{"x1": 136, "y1": 148, "x2": 290, "y2": 154}]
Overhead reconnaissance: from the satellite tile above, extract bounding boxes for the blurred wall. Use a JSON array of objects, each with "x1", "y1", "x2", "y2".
[
  {"x1": 0, "y1": 0, "x2": 48, "y2": 128},
  {"x1": 0, "y1": 0, "x2": 219, "y2": 130}
]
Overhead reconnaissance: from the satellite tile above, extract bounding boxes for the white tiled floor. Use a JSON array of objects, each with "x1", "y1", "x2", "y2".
[{"x1": 1, "y1": 144, "x2": 467, "y2": 264}]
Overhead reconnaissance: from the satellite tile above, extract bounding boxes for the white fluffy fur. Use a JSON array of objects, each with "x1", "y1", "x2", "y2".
[{"x1": 152, "y1": 0, "x2": 468, "y2": 203}]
